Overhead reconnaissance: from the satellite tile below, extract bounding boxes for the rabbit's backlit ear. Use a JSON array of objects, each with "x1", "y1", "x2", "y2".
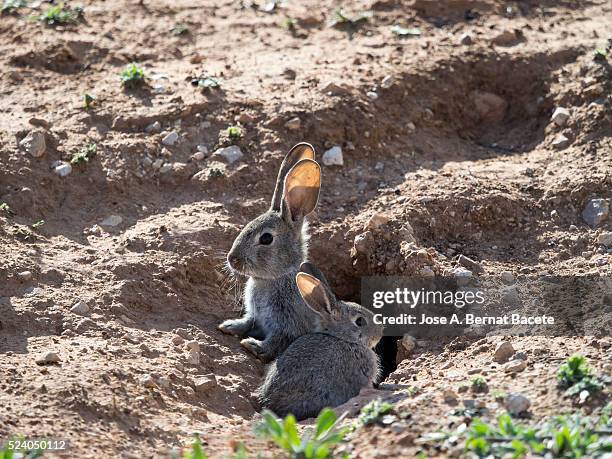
[
  {"x1": 282, "y1": 159, "x2": 321, "y2": 222},
  {"x1": 296, "y1": 272, "x2": 332, "y2": 317},
  {"x1": 271, "y1": 143, "x2": 316, "y2": 211}
]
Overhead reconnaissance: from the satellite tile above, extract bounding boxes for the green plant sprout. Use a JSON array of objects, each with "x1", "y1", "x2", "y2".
[
  {"x1": 71, "y1": 143, "x2": 97, "y2": 165},
  {"x1": 255, "y1": 408, "x2": 348, "y2": 459},
  {"x1": 226, "y1": 126, "x2": 242, "y2": 139},
  {"x1": 39, "y1": 3, "x2": 78, "y2": 25},
  {"x1": 120, "y1": 63, "x2": 146, "y2": 89},
  {"x1": 358, "y1": 399, "x2": 394, "y2": 426}
]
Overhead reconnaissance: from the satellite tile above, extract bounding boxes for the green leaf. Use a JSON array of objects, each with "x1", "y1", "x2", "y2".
[{"x1": 314, "y1": 408, "x2": 337, "y2": 439}]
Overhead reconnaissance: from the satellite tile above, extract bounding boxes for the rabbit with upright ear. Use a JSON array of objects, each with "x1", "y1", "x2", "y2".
[
  {"x1": 257, "y1": 262, "x2": 383, "y2": 420},
  {"x1": 218, "y1": 143, "x2": 323, "y2": 362}
]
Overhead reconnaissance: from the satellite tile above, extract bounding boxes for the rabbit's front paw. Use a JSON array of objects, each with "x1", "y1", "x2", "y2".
[
  {"x1": 218, "y1": 318, "x2": 251, "y2": 337},
  {"x1": 240, "y1": 338, "x2": 272, "y2": 362}
]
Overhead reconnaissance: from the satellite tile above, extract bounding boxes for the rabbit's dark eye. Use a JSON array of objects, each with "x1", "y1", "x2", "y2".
[
  {"x1": 355, "y1": 316, "x2": 366, "y2": 327},
  {"x1": 259, "y1": 233, "x2": 273, "y2": 245}
]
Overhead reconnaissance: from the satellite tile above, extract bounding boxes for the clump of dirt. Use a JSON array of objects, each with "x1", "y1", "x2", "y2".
[{"x1": 0, "y1": 0, "x2": 611, "y2": 457}]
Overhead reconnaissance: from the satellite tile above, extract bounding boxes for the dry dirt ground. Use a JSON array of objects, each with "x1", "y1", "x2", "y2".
[{"x1": 0, "y1": 0, "x2": 611, "y2": 457}]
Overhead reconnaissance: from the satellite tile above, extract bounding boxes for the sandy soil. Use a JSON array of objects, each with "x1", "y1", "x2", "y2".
[{"x1": 0, "y1": 0, "x2": 611, "y2": 457}]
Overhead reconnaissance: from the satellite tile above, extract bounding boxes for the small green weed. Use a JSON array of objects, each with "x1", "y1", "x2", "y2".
[
  {"x1": 182, "y1": 435, "x2": 207, "y2": 459},
  {"x1": 226, "y1": 126, "x2": 242, "y2": 140},
  {"x1": 71, "y1": 143, "x2": 97, "y2": 165},
  {"x1": 31, "y1": 219, "x2": 44, "y2": 229},
  {"x1": 171, "y1": 23, "x2": 189, "y2": 35},
  {"x1": 120, "y1": 63, "x2": 146, "y2": 89},
  {"x1": 471, "y1": 376, "x2": 488, "y2": 393},
  {"x1": 1, "y1": 0, "x2": 26, "y2": 14},
  {"x1": 0, "y1": 202, "x2": 14, "y2": 217},
  {"x1": 358, "y1": 399, "x2": 394, "y2": 426},
  {"x1": 255, "y1": 408, "x2": 348, "y2": 459},
  {"x1": 281, "y1": 17, "x2": 297, "y2": 30},
  {"x1": 39, "y1": 3, "x2": 78, "y2": 25},
  {"x1": 557, "y1": 354, "x2": 605, "y2": 402},
  {"x1": 0, "y1": 442, "x2": 44, "y2": 458},
  {"x1": 391, "y1": 25, "x2": 421, "y2": 37},
  {"x1": 329, "y1": 8, "x2": 372, "y2": 28},
  {"x1": 83, "y1": 93, "x2": 95, "y2": 109}
]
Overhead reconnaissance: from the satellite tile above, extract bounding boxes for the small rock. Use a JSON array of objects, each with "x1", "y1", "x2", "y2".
[
  {"x1": 597, "y1": 232, "x2": 612, "y2": 247},
  {"x1": 159, "y1": 163, "x2": 173, "y2": 174},
  {"x1": 500, "y1": 271, "x2": 515, "y2": 285},
  {"x1": 514, "y1": 351, "x2": 527, "y2": 361},
  {"x1": 365, "y1": 212, "x2": 392, "y2": 231},
  {"x1": 550, "y1": 107, "x2": 570, "y2": 127},
  {"x1": 493, "y1": 341, "x2": 515, "y2": 363},
  {"x1": 501, "y1": 285, "x2": 520, "y2": 304},
  {"x1": 17, "y1": 271, "x2": 33, "y2": 281},
  {"x1": 582, "y1": 198, "x2": 609, "y2": 227},
  {"x1": 504, "y1": 394, "x2": 530, "y2": 415},
  {"x1": 451, "y1": 267, "x2": 472, "y2": 286},
  {"x1": 458, "y1": 255, "x2": 483, "y2": 273},
  {"x1": 442, "y1": 389, "x2": 458, "y2": 404},
  {"x1": 552, "y1": 134, "x2": 569, "y2": 149},
  {"x1": 407, "y1": 122, "x2": 416, "y2": 132},
  {"x1": 420, "y1": 266, "x2": 435, "y2": 277},
  {"x1": 192, "y1": 151, "x2": 205, "y2": 161},
  {"x1": 35, "y1": 352, "x2": 60, "y2": 365},
  {"x1": 185, "y1": 340, "x2": 200, "y2": 352},
  {"x1": 366, "y1": 91, "x2": 378, "y2": 100},
  {"x1": 161, "y1": 131, "x2": 180, "y2": 146},
  {"x1": 503, "y1": 359, "x2": 527, "y2": 373},
  {"x1": 401, "y1": 335, "x2": 416, "y2": 354},
  {"x1": 381, "y1": 75, "x2": 394, "y2": 89},
  {"x1": 157, "y1": 376, "x2": 171, "y2": 388},
  {"x1": 213, "y1": 145, "x2": 243, "y2": 164},
  {"x1": 471, "y1": 91, "x2": 507, "y2": 123},
  {"x1": 145, "y1": 121, "x2": 161, "y2": 133},
  {"x1": 353, "y1": 231, "x2": 374, "y2": 255},
  {"x1": 141, "y1": 374, "x2": 156, "y2": 388},
  {"x1": 100, "y1": 215, "x2": 123, "y2": 227},
  {"x1": 142, "y1": 156, "x2": 153, "y2": 168},
  {"x1": 54, "y1": 162, "x2": 72, "y2": 177},
  {"x1": 491, "y1": 29, "x2": 520, "y2": 46},
  {"x1": 172, "y1": 335, "x2": 184, "y2": 346},
  {"x1": 152, "y1": 159, "x2": 164, "y2": 170},
  {"x1": 187, "y1": 348, "x2": 200, "y2": 365},
  {"x1": 70, "y1": 301, "x2": 90, "y2": 316},
  {"x1": 322, "y1": 146, "x2": 343, "y2": 166},
  {"x1": 194, "y1": 374, "x2": 217, "y2": 393},
  {"x1": 284, "y1": 117, "x2": 301, "y2": 130},
  {"x1": 460, "y1": 33, "x2": 473, "y2": 45},
  {"x1": 19, "y1": 130, "x2": 46, "y2": 158},
  {"x1": 197, "y1": 144, "x2": 208, "y2": 153}
]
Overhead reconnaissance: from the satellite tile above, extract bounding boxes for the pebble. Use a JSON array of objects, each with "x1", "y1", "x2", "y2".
[
  {"x1": 501, "y1": 285, "x2": 520, "y2": 304},
  {"x1": 582, "y1": 198, "x2": 609, "y2": 227},
  {"x1": 407, "y1": 122, "x2": 416, "y2": 132},
  {"x1": 19, "y1": 130, "x2": 46, "y2": 157},
  {"x1": 152, "y1": 159, "x2": 164, "y2": 170},
  {"x1": 500, "y1": 271, "x2": 515, "y2": 285},
  {"x1": 353, "y1": 232, "x2": 374, "y2": 255},
  {"x1": 458, "y1": 255, "x2": 483, "y2": 273},
  {"x1": 159, "y1": 163, "x2": 173, "y2": 174},
  {"x1": 145, "y1": 121, "x2": 161, "y2": 133},
  {"x1": 192, "y1": 151, "x2": 206, "y2": 161},
  {"x1": 35, "y1": 352, "x2": 60, "y2": 365},
  {"x1": 491, "y1": 29, "x2": 520, "y2": 46},
  {"x1": 100, "y1": 215, "x2": 123, "y2": 227},
  {"x1": 185, "y1": 340, "x2": 200, "y2": 352},
  {"x1": 54, "y1": 162, "x2": 72, "y2": 177},
  {"x1": 141, "y1": 374, "x2": 156, "y2": 388},
  {"x1": 214, "y1": 145, "x2": 243, "y2": 164},
  {"x1": 366, "y1": 91, "x2": 378, "y2": 100},
  {"x1": 493, "y1": 341, "x2": 515, "y2": 363},
  {"x1": 550, "y1": 107, "x2": 570, "y2": 126},
  {"x1": 322, "y1": 146, "x2": 343, "y2": 166},
  {"x1": 142, "y1": 156, "x2": 153, "y2": 168},
  {"x1": 187, "y1": 348, "x2": 200, "y2": 365},
  {"x1": 17, "y1": 271, "x2": 33, "y2": 281},
  {"x1": 504, "y1": 394, "x2": 530, "y2": 415},
  {"x1": 451, "y1": 267, "x2": 472, "y2": 286},
  {"x1": 365, "y1": 212, "x2": 391, "y2": 231},
  {"x1": 70, "y1": 301, "x2": 90, "y2": 316},
  {"x1": 597, "y1": 232, "x2": 612, "y2": 247},
  {"x1": 552, "y1": 134, "x2": 569, "y2": 149},
  {"x1": 172, "y1": 335, "x2": 184, "y2": 346},
  {"x1": 442, "y1": 389, "x2": 458, "y2": 404},
  {"x1": 381, "y1": 75, "x2": 394, "y2": 89},
  {"x1": 194, "y1": 374, "x2": 217, "y2": 393},
  {"x1": 503, "y1": 359, "x2": 527, "y2": 373},
  {"x1": 284, "y1": 117, "x2": 301, "y2": 130},
  {"x1": 460, "y1": 33, "x2": 473, "y2": 45},
  {"x1": 197, "y1": 144, "x2": 208, "y2": 153},
  {"x1": 420, "y1": 266, "x2": 435, "y2": 277},
  {"x1": 401, "y1": 335, "x2": 416, "y2": 354},
  {"x1": 161, "y1": 131, "x2": 180, "y2": 146}
]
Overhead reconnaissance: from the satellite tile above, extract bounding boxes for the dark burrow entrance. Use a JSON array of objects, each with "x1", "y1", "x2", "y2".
[{"x1": 375, "y1": 336, "x2": 400, "y2": 383}]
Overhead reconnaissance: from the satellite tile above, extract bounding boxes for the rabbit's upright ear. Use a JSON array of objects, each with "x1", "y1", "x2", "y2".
[
  {"x1": 271, "y1": 143, "x2": 315, "y2": 211},
  {"x1": 296, "y1": 272, "x2": 333, "y2": 317},
  {"x1": 281, "y1": 159, "x2": 321, "y2": 223}
]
